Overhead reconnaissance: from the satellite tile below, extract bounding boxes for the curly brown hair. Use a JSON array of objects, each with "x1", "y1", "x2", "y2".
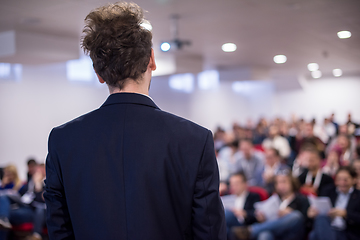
[{"x1": 81, "y1": 2, "x2": 152, "y2": 89}]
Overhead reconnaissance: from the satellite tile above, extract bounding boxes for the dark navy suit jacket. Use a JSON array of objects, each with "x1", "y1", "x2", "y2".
[{"x1": 44, "y1": 93, "x2": 226, "y2": 240}]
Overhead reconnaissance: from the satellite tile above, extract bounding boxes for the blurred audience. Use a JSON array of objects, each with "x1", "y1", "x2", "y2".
[
  {"x1": 223, "y1": 172, "x2": 261, "y2": 239},
  {"x1": 308, "y1": 166, "x2": 360, "y2": 240},
  {"x1": 233, "y1": 139, "x2": 264, "y2": 186},
  {"x1": 261, "y1": 148, "x2": 289, "y2": 194},
  {"x1": 298, "y1": 148, "x2": 334, "y2": 196},
  {"x1": 262, "y1": 125, "x2": 291, "y2": 159},
  {"x1": 231, "y1": 172, "x2": 309, "y2": 240},
  {"x1": 0, "y1": 161, "x2": 46, "y2": 240}
]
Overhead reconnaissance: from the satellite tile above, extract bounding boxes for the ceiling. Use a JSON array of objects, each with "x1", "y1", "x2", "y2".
[{"x1": 0, "y1": 0, "x2": 360, "y2": 79}]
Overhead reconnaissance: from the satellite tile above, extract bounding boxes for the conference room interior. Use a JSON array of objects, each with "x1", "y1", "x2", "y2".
[{"x1": 1, "y1": 0, "x2": 360, "y2": 240}]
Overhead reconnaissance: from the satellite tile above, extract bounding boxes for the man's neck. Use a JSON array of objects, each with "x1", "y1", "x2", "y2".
[
  {"x1": 310, "y1": 168, "x2": 319, "y2": 176},
  {"x1": 108, "y1": 77, "x2": 150, "y2": 96}
]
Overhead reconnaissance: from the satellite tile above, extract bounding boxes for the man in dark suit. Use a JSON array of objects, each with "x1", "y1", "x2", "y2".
[
  {"x1": 222, "y1": 172, "x2": 260, "y2": 239},
  {"x1": 298, "y1": 148, "x2": 334, "y2": 195},
  {"x1": 308, "y1": 166, "x2": 360, "y2": 240},
  {"x1": 43, "y1": 2, "x2": 226, "y2": 240}
]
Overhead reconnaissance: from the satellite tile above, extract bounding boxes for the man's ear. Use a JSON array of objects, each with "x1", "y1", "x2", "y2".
[
  {"x1": 148, "y1": 49, "x2": 157, "y2": 71},
  {"x1": 96, "y1": 72, "x2": 105, "y2": 84}
]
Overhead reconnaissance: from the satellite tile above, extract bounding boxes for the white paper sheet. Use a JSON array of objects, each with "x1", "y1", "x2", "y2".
[
  {"x1": 308, "y1": 196, "x2": 332, "y2": 215},
  {"x1": 254, "y1": 194, "x2": 281, "y2": 221},
  {"x1": 221, "y1": 195, "x2": 237, "y2": 210}
]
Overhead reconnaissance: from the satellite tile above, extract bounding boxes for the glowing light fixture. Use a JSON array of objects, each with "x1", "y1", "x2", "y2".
[
  {"x1": 222, "y1": 43, "x2": 237, "y2": 52},
  {"x1": 198, "y1": 70, "x2": 219, "y2": 90},
  {"x1": 332, "y1": 68, "x2": 343, "y2": 77},
  {"x1": 311, "y1": 70, "x2": 322, "y2": 79},
  {"x1": 273, "y1": 55, "x2": 287, "y2": 64},
  {"x1": 337, "y1": 30, "x2": 351, "y2": 39},
  {"x1": 307, "y1": 63, "x2": 319, "y2": 72},
  {"x1": 160, "y1": 42, "x2": 171, "y2": 52}
]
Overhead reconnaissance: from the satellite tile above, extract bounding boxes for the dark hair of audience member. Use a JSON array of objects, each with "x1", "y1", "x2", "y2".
[
  {"x1": 275, "y1": 171, "x2": 301, "y2": 193},
  {"x1": 27, "y1": 159, "x2": 37, "y2": 166},
  {"x1": 336, "y1": 166, "x2": 357, "y2": 179},
  {"x1": 231, "y1": 171, "x2": 247, "y2": 183}
]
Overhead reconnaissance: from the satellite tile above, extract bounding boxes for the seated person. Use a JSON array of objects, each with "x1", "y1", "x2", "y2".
[
  {"x1": 0, "y1": 165, "x2": 23, "y2": 191},
  {"x1": 261, "y1": 148, "x2": 289, "y2": 194},
  {"x1": 351, "y1": 159, "x2": 360, "y2": 190},
  {"x1": 0, "y1": 164, "x2": 46, "y2": 240},
  {"x1": 308, "y1": 166, "x2": 360, "y2": 240},
  {"x1": 322, "y1": 149, "x2": 340, "y2": 178},
  {"x1": 234, "y1": 139, "x2": 264, "y2": 186},
  {"x1": 222, "y1": 172, "x2": 261, "y2": 239},
  {"x1": 298, "y1": 148, "x2": 334, "y2": 195},
  {"x1": 231, "y1": 171, "x2": 309, "y2": 240}
]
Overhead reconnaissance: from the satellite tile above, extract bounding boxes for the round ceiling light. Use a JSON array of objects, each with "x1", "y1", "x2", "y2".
[
  {"x1": 311, "y1": 70, "x2": 322, "y2": 79},
  {"x1": 307, "y1": 63, "x2": 319, "y2": 72},
  {"x1": 332, "y1": 69, "x2": 343, "y2": 77},
  {"x1": 273, "y1": 55, "x2": 287, "y2": 64},
  {"x1": 337, "y1": 30, "x2": 351, "y2": 39},
  {"x1": 222, "y1": 43, "x2": 237, "y2": 52}
]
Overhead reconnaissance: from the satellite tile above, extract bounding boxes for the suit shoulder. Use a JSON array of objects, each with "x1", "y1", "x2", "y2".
[
  {"x1": 48, "y1": 109, "x2": 100, "y2": 141},
  {"x1": 156, "y1": 109, "x2": 211, "y2": 136}
]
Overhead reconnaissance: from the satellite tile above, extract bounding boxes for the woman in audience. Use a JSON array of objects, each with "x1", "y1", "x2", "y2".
[
  {"x1": 308, "y1": 166, "x2": 360, "y2": 240},
  {"x1": 231, "y1": 171, "x2": 309, "y2": 240},
  {"x1": 351, "y1": 159, "x2": 360, "y2": 190},
  {"x1": 0, "y1": 165, "x2": 22, "y2": 191},
  {"x1": 322, "y1": 150, "x2": 340, "y2": 178}
]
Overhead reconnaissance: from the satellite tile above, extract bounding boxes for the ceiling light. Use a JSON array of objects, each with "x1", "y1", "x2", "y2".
[
  {"x1": 140, "y1": 20, "x2": 152, "y2": 31},
  {"x1": 332, "y1": 68, "x2": 343, "y2": 77},
  {"x1": 311, "y1": 70, "x2": 322, "y2": 79},
  {"x1": 273, "y1": 55, "x2": 287, "y2": 64},
  {"x1": 307, "y1": 63, "x2": 319, "y2": 72},
  {"x1": 337, "y1": 30, "x2": 351, "y2": 39},
  {"x1": 222, "y1": 43, "x2": 237, "y2": 52},
  {"x1": 160, "y1": 42, "x2": 171, "y2": 52}
]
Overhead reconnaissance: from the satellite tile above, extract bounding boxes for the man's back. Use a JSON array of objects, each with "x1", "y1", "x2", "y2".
[{"x1": 44, "y1": 93, "x2": 226, "y2": 240}]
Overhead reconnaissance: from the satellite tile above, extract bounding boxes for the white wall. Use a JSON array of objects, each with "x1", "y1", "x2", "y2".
[{"x1": 1, "y1": 63, "x2": 360, "y2": 180}]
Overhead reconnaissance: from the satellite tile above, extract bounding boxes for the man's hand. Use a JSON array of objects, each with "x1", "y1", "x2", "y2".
[
  {"x1": 255, "y1": 211, "x2": 266, "y2": 223},
  {"x1": 278, "y1": 207, "x2": 293, "y2": 217},
  {"x1": 232, "y1": 209, "x2": 247, "y2": 219},
  {"x1": 307, "y1": 207, "x2": 319, "y2": 218},
  {"x1": 328, "y1": 208, "x2": 347, "y2": 218}
]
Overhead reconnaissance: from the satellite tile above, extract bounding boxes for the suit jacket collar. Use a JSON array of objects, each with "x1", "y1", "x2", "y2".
[{"x1": 100, "y1": 92, "x2": 160, "y2": 110}]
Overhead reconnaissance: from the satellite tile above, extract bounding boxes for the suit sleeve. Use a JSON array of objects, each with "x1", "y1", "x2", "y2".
[
  {"x1": 43, "y1": 129, "x2": 75, "y2": 240},
  {"x1": 192, "y1": 130, "x2": 227, "y2": 240}
]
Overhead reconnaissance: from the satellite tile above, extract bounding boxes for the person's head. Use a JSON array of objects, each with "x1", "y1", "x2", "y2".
[
  {"x1": 229, "y1": 172, "x2": 247, "y2": 196},
  {"x1": 352, "y1": 159, "x2": 360, "y2": 176},
  {"x1": 81, "y1": 2, "x2": 156, "y2": 93},
  {"x1": 304, "y1": 122, "x2": 314, "y2": 137},
  {"x1": 265, "y1": 148, "x2": 281, "y2": 167},
  {"x1": 326, "y1": 149, "x2": 340, "y2": 165},
  {"x1": 337, "y1": 134, "x2": 351, "y2": 151},
  {"x1": 3, "y1": 165, "x2": 21, "y2": 190},
  {"x1": 27, "y1": 158, "x2": 37, "y2": 176},
  {"x1": 305, "y1": 148, "x2": 322, "y2": 172},
  {"x1": 335, "y1": 166, "x2": 357, "y2": 193},
  {"x1": 339, "y1": 124, "x2": 348, "y2": 135},
  {"x1": 274, "y1": 172, "x2": 300, "y2": 197},
  {"x1": 268, "y1": 125, "x2": 279, "y2": 138},
  {"x1": 239, "y1": 139, "x2": 253, "y2": 159}
]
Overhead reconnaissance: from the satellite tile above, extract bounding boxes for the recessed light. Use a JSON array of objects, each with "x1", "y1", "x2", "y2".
[
  {"x1": 337, "y1": 30, "x2": 351, "y2": 39},
  {"x1": 160, "y1": 42, "x2": 171, "y2": 52},
  {"x1": 140, "y1": 20, "x2": 152, "y2": 31},
  {"x1": 273, "y1": 55, "x2": 287, "y2": 64},
  {"x1": 311, "y1": 70, "x2": 322, "y2": 79},
  {"x1": 307, "y1": 63, "x2": 319, "y2": 72},
  {"x1": 333, "y1": 69, "x2": 343, "y2": 77},
  {"x1": 222, "y1": 43, "x2": 237, "y2": 52}
]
